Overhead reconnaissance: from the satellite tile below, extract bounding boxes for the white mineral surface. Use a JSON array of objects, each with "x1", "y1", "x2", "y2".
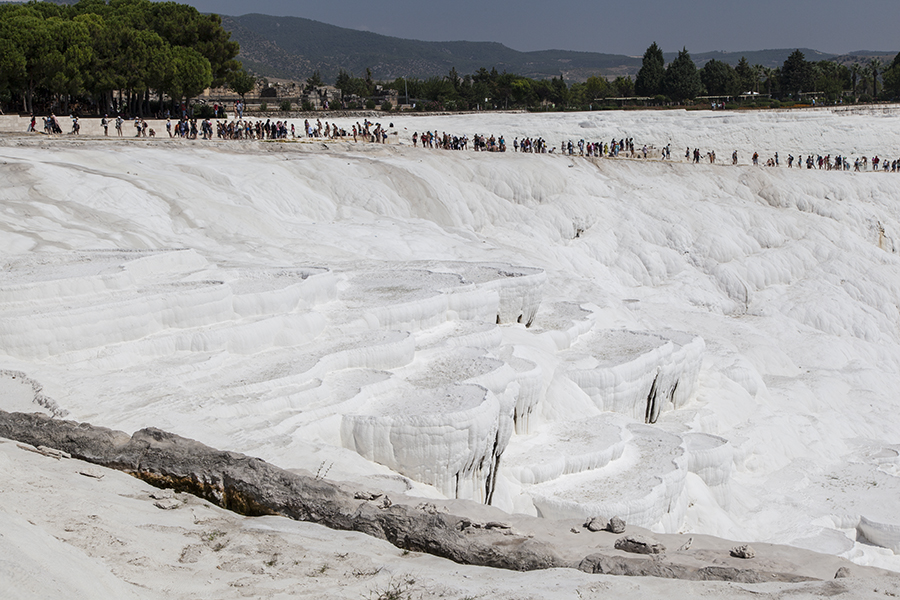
[{"x1": 2, "y1": 106, "x2": 900, "y2": 597}]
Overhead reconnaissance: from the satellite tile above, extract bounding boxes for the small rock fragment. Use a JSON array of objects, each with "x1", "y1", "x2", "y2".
[
  {"x1": 79, "y1": 469, "x2": 104, "y2": 479},
  {"x1": 154, "y1": 498, "x2": 181, "y2": 510},
  {"x1": 38, "y1": 445, "x2": 71, "y2": 459},
  {"x1": 606, "y1": 516, "x2": 626, "y2": 534},
  {"x1": 834, "y1": 566, "x2": 851, "y2": 579},
  {"x1": 354, "y1": 492, "x2": 382, "y2": 501},
  {"x1": 584, "y1": 517, "x2": 606, "y2": 532},
  {"x1": 485, "y1": 522, "x2": 510, "y2": 530},
  {"x1": 677, "y1": 537, "x2": 693, "y2": 551},
  {"x1": 614, "y1": 535, "x2": 666, "y2": 555},
  {"x1": 570, "y1": 528, "x2": 580, "y2": 534},
  {"x1": 17, "y1": 443, "x2": 70, "y2": 460},
  {"x1": 730, "y1": 544, "x2": 756, "y2": 559},
  {"x1": 149, "y1": 488, "x2": 175, "y2": 500},
  {"x1": 416, "y1": 502, "x2": 439, "y2": 514}
]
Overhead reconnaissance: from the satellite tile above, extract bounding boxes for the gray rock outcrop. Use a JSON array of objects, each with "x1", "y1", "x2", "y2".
[
  {"x1": 0, "y1": 411, "x2": 561, "y2": 572},
  {"x1": 0, "y1": 410, "x2": 866, "y2": 585},
  {"x1": 615, "y1": 535, "x2": 666, "y2": 555},
  {"x1": 584, "y1": 517, "x2": 606, "y2": 532},
  {"x1": 730, "y1": 544, "x2": 756, "y2": 559},
  {"x1": 578, "y1": 555, "x2": 809, "y2": 583},
  {"x1": 607, "y1": 516, "x2": 626, "y2": 534}
]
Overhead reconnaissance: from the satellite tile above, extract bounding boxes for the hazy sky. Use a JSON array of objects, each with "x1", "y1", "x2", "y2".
[{"x1": 173, "y1": 0, "x2": 899, "y2": 56}]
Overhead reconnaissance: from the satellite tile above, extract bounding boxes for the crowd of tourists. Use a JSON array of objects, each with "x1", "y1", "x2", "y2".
[
  {"x1": 688, "y1": 148, "x2": 900, "y2": 172},
  {"x1": 22, "y1": 114, "x2": 899, "y2": 172},
  {"x1": 412, "y1": 131, "x2": 474, "y2": 150},
  {"x1": 411, "y1": 127, "x2": 897, "y2": 173}
]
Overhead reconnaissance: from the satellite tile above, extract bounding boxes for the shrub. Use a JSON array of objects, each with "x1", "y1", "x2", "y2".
[
  {"x1": 194, "y1": 103, "x2": 215, "y2": 119},
  {"x1": 381, "y1": 100, "x2": 392, "y2": 112},
  {"x1": 858, "y1": 94, "x2": 872, "y2": 103},
  {"x1": 301, "y1": 100, "x2": 313, "y2": 112},
  {"x1": 365, "y1": 99, "x2": 377, "y2": 110},
  {"x1": 259, "y1": 102, "x2": 268, "y2": 112},
  {"x1": 279, "y1": 100, "x2": 292, "y2": 112}
]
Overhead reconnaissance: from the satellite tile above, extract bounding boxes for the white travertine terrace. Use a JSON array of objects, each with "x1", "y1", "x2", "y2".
[
  {"x1": 564, "y1": 330, "x2": 704, "y2": 422},
  {"x1": 528, "y1": 424, "x2": 688, "y2": 530},
  {"x1": 4, "y1": 106, "x2": 900, "y2": 570}
]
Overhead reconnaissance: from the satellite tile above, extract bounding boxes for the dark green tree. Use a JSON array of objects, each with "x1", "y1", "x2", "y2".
[
  {"x1": 228, "y1": 67, "x2": 257, "y2": 99},
  {"x1": 420, "y1": 75, "x2": 455, "y2": 104},
  {"x1": 866, "y1": 58, "x2": 882, "y2": 98},
  {"x1": 663, "y1": 48, "x2": 702, "y2": 102},
  {"x1": 814, "y1": 61, "x2": 848, "y2": 101},
  {"x1": 734, "y1": 57, "x2": 754, "y2": 94},
  {"x1": 583, "y1": 75, "x2": 610, "y2": 101},
  {"x1": 0, "y1": 37, "x2": 26, "y2": 98},
  {"x1": 700, "y1": 59, "x2": 738, "y2": 96},
  {"x1": 166, "y1": 45, "x2": 212, "y2": 100},
  {"x1": 146, "y1": 2, "x2": 239, "y2": 88},
  {"x1": 850, "y1": 63, "x2": 861, "y2": 96},
  {"x1": 6, "y1": 12, "x2": 58, "y2": 112},
  {"x1": 446, "y1": 67, "x2": 461, "y2": 91},
  {"x1": 612, "y1": 76, "x2": 634, "y2": 97},
  {"x1": 635, "y1": 42, "x2": 665, "y2": 96},
  {"x1": 506, "y1": 77, "x2": 532, "y2": 106},
  {"x1": 883, "y1": 52, "x2": 900, "y2": 98},
  {"x1": 780, "y1": 50, "x2": 814, "y2": 97},
  {"x1": 306, "y1": 70, "x2": 323, "y2": 88},
  {"x1": 549, "y1": 75, "x2": 569, "y2": 107}
]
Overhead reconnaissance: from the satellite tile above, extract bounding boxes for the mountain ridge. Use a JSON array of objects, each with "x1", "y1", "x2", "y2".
[{"x1": 220, "y1": 13, "x2": 897, "y2": 83}]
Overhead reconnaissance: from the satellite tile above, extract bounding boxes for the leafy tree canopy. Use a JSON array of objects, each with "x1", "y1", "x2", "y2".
[
  {"x1": 0, "y1": 0, "x2": 238, "y2": 113},
  {"x1": 700, "y1": 59, "x2": 738, "y2": 96}
]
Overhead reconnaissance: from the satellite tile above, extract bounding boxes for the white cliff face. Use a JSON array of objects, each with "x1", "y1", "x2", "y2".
[{"x1": 2, "y1": 105, "x2": 900, "y2": 570}]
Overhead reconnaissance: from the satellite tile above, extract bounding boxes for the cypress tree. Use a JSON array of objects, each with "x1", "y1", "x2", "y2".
[
  {"x1": 635, "y1": 42, "x2": 665, "y2": 96},
  {"x1": 663, "y1": 47, "x2": 702, "y2": 102},
  {"x1": 734, "y1": 57, "x2": 754, "y2": 94}
]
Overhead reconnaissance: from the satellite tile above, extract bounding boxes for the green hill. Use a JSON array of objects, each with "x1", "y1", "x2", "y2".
[
  {"x1": 221, "y1": 13, "x2": 895, "y2": 83},
  {"x1": 222, "y1": 14, "x2": 642, "y2": 82}
]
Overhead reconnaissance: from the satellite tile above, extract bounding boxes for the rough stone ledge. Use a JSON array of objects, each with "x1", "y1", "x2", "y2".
[{"x1": 0, "y1": 410, "x2": 881, "y2": 583}]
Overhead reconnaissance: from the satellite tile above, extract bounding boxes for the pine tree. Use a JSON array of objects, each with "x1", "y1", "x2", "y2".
[
  {"x1": 734, "y1": 57, "x2": 754, "y2": 94},
  {"x1": 781, "y1": 50, "x2": 813, "y2": 98},
  {"x1": 663, "y1": 47, "x2": 701, "y2": 102},
  {"x1": 635, "y1": 42, "x2": 665, "y2": 96}
]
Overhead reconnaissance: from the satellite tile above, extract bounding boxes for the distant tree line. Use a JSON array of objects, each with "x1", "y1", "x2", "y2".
[
  {"x1": 330, "y1": 66, "x2": 640, "y2": 112},
  {"x1": 331, "y1": 45, "x2": 900, "y2": 112},
  {"x1": 645, "y1": 46, "x2": 900, "y2": 104},
  {"x1": 0, "y1": 0, "x2": 244, "y2": 116},
  {"x1": 629, "y1": 45, "x2": 900, "y2": 107}
]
